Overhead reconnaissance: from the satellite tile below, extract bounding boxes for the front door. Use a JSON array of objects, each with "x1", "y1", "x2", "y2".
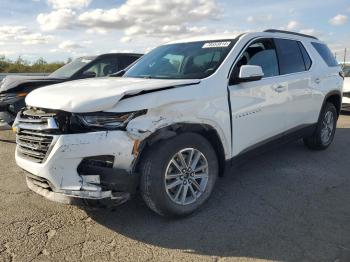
[{"x1": 228, "y1": 38, "x2": 288, "y2": 156}]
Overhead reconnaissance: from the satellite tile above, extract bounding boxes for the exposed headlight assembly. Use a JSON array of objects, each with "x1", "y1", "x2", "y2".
[
  {"x1": 0, "y1": 92, "x2": 28, "y2": 103},
  {"x1": 77, "y1": 110, "x2": 147, "y2": 130}
]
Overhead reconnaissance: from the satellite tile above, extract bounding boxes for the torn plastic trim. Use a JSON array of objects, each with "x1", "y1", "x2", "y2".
[
  {"x1": 26, "y1": 176, "x2": 130, "y2": 205},
  {"x1": 120, "y1": 81, "x2": 201, "y2": 100}
]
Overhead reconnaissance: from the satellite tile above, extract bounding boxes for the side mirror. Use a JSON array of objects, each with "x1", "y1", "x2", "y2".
[
  {"x1": 238, "y1": 65, "x2": 264, "y2": 83},
  {"x1": 81, "y1": 71, "x2": 96, "y2": 79}
]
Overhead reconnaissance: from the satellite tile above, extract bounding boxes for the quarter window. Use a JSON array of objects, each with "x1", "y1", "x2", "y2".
[
  {"x1": 298, "y1": 42, "x2": 312, "y2": 70},
  {"x1": 311, "y1": 42, "x2": 338, "y2": 67},
  {"x1": 274, "y1": 39, "x2": 306, "y2": 75}
]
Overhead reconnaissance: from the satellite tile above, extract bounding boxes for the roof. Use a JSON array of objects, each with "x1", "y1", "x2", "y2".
[
  {"x1": 166, "y1": 29, "x2": 320, "y2": 45},
  {"x1": 167, "y1": 33, "x2": 242, "y2": 44},
  {"x1": 96, "y1": 53, "x2": 143, "y2": 57}
]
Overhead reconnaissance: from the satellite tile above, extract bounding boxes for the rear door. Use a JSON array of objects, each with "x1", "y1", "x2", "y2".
[
  {"x1": 273, "y1": 38, "x2": 315, "y2": 129},
  {"x1": 228, "y1": 38, "x2": 289, "y2": 156}
]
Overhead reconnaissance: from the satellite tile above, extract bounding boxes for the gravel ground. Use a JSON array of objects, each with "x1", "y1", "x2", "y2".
[{"x1": 0, "y1": 114, "x2": 349, "y2": 262}]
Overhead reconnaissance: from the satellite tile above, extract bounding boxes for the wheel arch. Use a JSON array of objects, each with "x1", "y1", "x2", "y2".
[
  {"x1": 133, "y1": 123, "x2": 227, "y2": 176},
  {"x1": 323, "y1": 90, "x2": 342, "y2": 117}
]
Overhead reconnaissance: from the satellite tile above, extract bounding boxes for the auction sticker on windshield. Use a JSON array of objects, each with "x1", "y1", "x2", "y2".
[{"x1": 202, "y1": 41, "x2": 231, "y2": 48}]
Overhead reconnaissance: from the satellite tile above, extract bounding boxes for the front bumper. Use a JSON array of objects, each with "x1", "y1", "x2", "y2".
[{"x1": 16, "y1": 131, "x2": 139, "y2": 203}]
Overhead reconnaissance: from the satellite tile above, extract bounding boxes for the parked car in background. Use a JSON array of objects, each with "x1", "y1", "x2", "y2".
[
  {"x1": 0, "y1": 53, "x2": 142, "y2": 126},
  {"x1": 342, "y1": 66, "x2": 350, "y2": 111},
  {"x1": 14, "y1": 30, "x2": 343, "y2": 217}
]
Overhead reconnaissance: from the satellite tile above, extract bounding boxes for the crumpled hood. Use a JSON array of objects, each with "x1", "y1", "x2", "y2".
[
  {"x1": 0, "y1": 75, "x2": 62, "y2": 93},
  {"x1": 344, "y1": 77, "x2": 350, "y2": 92},
  {"x1": 25, "y1": 77, "x2": 200, "y2": 113}
]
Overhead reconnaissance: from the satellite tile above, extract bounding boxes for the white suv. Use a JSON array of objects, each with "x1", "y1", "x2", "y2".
[{"x1": 14, "y1": 30, "x2": 343, "y2": 217}]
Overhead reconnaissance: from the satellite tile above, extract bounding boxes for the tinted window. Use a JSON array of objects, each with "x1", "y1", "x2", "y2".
[
  {"x1": 275, "y1": 39, "x2": 305, "y2": 74},
  {"x1": 311, "y1": 42, "x2": 338, "y2": 67},
  {"x1": 298, "y1": 42, "x2": 312, "y2": 70},
  {"x1": 232, "y1": 38, "x2": 279, "y2": 80},
  {"x1": 118, "y1": 56, "x2": 140, "y2": 70},
  {"x1": 49, "y1": 57, "x2": 94, "y2": 78},
  {"x1": 82, "y1": 58, "x2": 118, "y2": 77},
  {"x1": 343, "y1": 66, "x2": 350, "y2": 77}
]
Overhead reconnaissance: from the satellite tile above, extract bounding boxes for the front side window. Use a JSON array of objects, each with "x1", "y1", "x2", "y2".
[
  {"x1": 81, "y1": 58, "x2": 119, "y2": 77},
  {"x1": 118, "y1": 55, "x2": 140, "y2": 70},
  {"x1": 49, "y1": 57, "x2": 94, "y2": 79},
  {"x1": 311, "y1": 42, "x2": 338, "y2": 67},
  {"x1": 231, "y1": 38, "x2": 279, "y2": 81},
  {"x1": 275, "y1": 39, "x2": 306, "y2": 75},
  {"x1": 124, "y1": 40, "x2": 236, "y2": 79}
]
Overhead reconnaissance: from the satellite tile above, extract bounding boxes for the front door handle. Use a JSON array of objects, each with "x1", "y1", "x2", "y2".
[{"x1": 274, "y1": 85, "x2": 286, "y2": 93}]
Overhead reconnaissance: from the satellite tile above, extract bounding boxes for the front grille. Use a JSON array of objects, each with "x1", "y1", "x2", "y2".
[
  {"x1": 17, "y1": 131, "x2": 54, "y2": 163},
  {"x1": 15, "y1": 108, "x2": 59, "y2": 163}
]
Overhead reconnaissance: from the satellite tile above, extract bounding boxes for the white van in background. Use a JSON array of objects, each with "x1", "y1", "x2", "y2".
[{"x1": 342, "y1": 66, "x2": 350, "y2": 110}]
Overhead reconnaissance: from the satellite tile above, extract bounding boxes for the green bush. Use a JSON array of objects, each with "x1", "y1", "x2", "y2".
[{"x1": 0, "y1": 56, "x2": 65, "y2": 73}]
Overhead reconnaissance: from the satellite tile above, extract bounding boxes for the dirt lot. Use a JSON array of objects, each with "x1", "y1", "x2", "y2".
[{"x1": 0, "y1": 115, "x2": 349, "y2": 262}]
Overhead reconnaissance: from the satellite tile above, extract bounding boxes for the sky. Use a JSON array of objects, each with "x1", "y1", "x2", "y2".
[{"x1": 0, "y1": 0, "x2": 349, "y2": 63}]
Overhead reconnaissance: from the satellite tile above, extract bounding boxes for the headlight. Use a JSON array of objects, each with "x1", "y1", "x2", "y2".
[
  {"x1": 76, "y1": 110, "x2": 147, "y2": 130},
  {"x1": 0, "y1": 92, "x2": 28, "y2": 103}
]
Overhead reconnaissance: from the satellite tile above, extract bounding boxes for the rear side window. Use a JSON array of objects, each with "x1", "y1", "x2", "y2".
[
  {"x1": 298, "y1": 42, "x2": 312, "y2": 70},
  {"x1": 274, "y1": 39, "x2": 306, "y2": 75},
  {"x1": 311, "y1": 42, "x2": 338, "y2": 67}
]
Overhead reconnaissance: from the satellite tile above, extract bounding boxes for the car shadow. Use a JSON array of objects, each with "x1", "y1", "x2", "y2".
[{"x1": 85, "y1": 128, "x2": 350, "y2": 261}]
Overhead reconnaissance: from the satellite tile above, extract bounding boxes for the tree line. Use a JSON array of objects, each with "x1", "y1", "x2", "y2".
[{"x1": 0, "y1": 56, "x2": 67, "y2": 73}]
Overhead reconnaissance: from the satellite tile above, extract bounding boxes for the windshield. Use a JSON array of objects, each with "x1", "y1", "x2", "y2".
[
  {"x1": 49, "y1": 57, "x2": 95, "y2": 78},
  {"x1": 124, "y1": 40, "x2": 236, "y2": 79}
]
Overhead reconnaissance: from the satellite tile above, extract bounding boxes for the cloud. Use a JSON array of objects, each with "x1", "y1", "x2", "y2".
[
  {"x1": 0, "y1": 26, "x2": 30, "y2": 40},
  {"x1": 0, "y1": 50, "x2": 15, "y2": 56},
  {"x1": 59, "y1": 40, "x2": 83, "y2": 51},
  {"x1": 120, "y1": 36, "x2": 132, "y2": 43},
  {"x1": 47, "y1": 0, "x2": 91, "y2": 10},
  {"x1": 37, "y1": 0, "x2": 222, "y2": 41},
  {"x1": 0, "y1": 25, "x2": 53, "y2": 45},
  {"x1": 20, "y1": 33, "x2": 54, "y2": 45},
  {"x1": 329, "y1": 14, "x2": 348, "y2": 26},
  {"x1": 299, "y1": 28, "x2": 316, "y2": 35},
  {"x1": 286, "y1": 20, "x2": 299, "y2": 30},
  {"x1": 37, "y1": 9, "x2": 76, "y2": 31},
  {"x1": 246, "y1": 14, "x2": 273, "y2": 23}
]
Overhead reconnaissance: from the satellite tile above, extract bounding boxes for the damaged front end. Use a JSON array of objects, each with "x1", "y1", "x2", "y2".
[{"x1": 14, "y1": 107, "x2": 143, "y2": 205}]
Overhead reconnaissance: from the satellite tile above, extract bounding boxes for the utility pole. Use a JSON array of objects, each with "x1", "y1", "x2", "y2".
[{"x1": 344, "y1": 48, "x2": 347, "y2": 66}]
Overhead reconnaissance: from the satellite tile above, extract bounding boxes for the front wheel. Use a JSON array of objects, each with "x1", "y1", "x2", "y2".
[
  {"x1": 140, "y1": 132, "x2": 218, "y2": 218},
  {"x1": 303, "y1": 102, "x2": 337, "y2": 150}
]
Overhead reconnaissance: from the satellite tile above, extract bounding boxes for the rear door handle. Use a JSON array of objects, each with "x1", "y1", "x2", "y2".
[
  {"x1": 315, "y1": 78, "x2": 321, "y2": 84},
  {"x1": 274, "y1": 85, "x2": 286, "y2": 93}
]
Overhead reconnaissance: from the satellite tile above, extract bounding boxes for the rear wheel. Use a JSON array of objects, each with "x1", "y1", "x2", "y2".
[
  {"x1": 140, "y1": 132, "x2": 218, "y2": 217},
  {"x1": 303, "y1": 102, "x2": 337, "y2": 150}
]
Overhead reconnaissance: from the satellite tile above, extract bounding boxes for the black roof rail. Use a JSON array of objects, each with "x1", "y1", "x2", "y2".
[{"x1": 264, "y1": 29, "x2": 318, "y2": 40}]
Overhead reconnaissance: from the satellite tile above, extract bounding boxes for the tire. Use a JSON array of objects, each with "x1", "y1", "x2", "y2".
[
  {"x1": 139, "y1": 132, "x2": 219, "y2": 218},
  {"x1": 303, "y1": 102, "x2": 337, "y2": 150}
]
